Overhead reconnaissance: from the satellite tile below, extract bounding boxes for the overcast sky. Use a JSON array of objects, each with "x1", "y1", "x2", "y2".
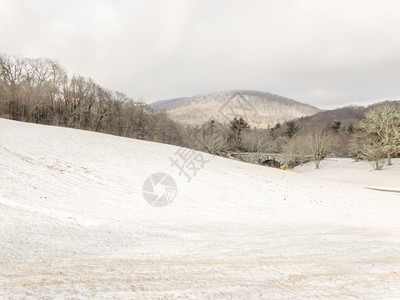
[{"x1": 1, "y1": 0, "x2": 400, "y2": 108}]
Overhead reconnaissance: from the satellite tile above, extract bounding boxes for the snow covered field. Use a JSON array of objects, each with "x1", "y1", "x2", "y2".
[
  {"x1": 294, "y1": 158, "x2": 400, "y2": 192},
  {"x1": 1, "y1": 118, "x2": 400, "y2": 299}
]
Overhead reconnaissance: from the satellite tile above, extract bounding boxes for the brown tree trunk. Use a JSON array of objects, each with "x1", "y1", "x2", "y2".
[
  {"x1": 387, "y1": 153, "x2": 392, "y2": 166},
  {"x1": 315, "y1": 159, "x2": 320, "y2": 169}
]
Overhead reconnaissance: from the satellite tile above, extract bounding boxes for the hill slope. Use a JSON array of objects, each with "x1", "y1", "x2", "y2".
[
  {"x1": 150, "y1": 90, "x2": 321, "y2": 128},
  {"x1": 294, "y1": 100, "x2": 400, "y2": 129},
  {"x1": 1, "y1": 118, "x2": 400, "y2": 298}
]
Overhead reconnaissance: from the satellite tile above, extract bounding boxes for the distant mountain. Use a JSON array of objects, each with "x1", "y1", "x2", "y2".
[
  {"x1": 295, "y1": 100, "x2": 400, "y2": 129},
  {"x1": 149, "y1": 90, "x2": 321, "y2": 128},
  {"x1": 296, "y1": 105, "x2": 366, "y2": 128}
]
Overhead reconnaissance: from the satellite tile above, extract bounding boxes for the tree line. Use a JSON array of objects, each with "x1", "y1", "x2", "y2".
[
  {"x1": 195, "y1": 103, "x2": 400, "y2": 170},
  {"x1": 0, "y1": 53, "x2": 185, "y2": 146}
]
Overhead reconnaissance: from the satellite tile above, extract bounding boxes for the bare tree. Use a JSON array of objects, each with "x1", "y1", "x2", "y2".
[
  {"x1": 350, "y1": 104, "x2": 400, "y2": 169},
  {"x1": 0, "y1": 54, "x2": 25, "y2": 119},
  {"x1": 310, "y1": 130, "x2": 330, "y2": 169}
]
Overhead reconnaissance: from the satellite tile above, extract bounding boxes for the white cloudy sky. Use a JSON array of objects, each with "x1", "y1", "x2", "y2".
[{"x1": 1, "y1": 0, "x2": 400, "y2": 108}]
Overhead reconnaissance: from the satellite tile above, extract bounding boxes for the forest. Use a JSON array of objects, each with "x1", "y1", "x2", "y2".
[{"x1": 0, "y1": 54, "x2": 185, "y2": 146}]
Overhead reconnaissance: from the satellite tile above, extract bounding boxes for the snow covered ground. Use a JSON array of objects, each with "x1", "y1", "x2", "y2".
[
  {"x1": 1, "y1": 118, "x2": 400, "y2": 299},
  {"x1": 294, "y1": 157, "x2": 400, "y2": 192}
]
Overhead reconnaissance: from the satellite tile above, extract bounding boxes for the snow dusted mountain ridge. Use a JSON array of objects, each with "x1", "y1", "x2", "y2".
[{"x1": 149, "y1": 90, "x2": 321, "y2": 128}]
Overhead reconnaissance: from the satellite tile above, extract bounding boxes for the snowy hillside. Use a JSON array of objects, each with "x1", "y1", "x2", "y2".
[{"x1": 1, "y1": 118, "x2": 400, "y2": 298}]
